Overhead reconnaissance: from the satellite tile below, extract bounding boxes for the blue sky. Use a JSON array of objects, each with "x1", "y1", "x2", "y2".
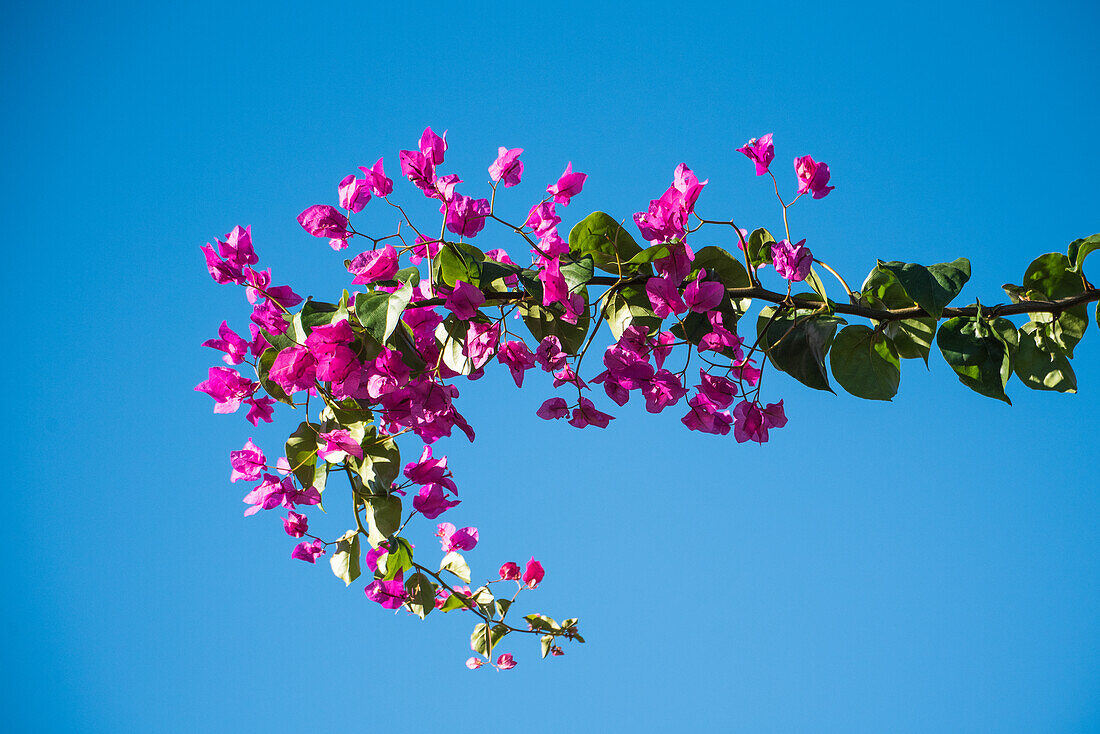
[{"x1": 5, "y1": 1, "x2": 1099, "y2": 731}]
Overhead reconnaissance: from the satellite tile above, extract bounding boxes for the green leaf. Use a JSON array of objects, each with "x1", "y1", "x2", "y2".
[
  {"x1": 319, "y1": 395, "x2": 373, "y2": 425},
  {"x1": 435, "y1": 315, "x2": 474, "y2": 375},
  {"x1": 354, "y1": 279, "x2": 414, "y2": 344},
  {"x1": 560, "y1": 256, "x2": 595, "y2": 290},
  {"x1": 260, "y1": 325, "x2": 295, "y2": 353},
  {"x1": 1067, "y1": 233, "x2": 1100, "y2": 273},
  {"x1": 805, "y1": 266, "x2": 830, "y2": 309},
  {"x1": 1021, "y1": 252, "x2": 1088, "y2": 357},
  {"x1": 363, "y1": 495, "x2": 401, "y2": 548},
  {"x1": 524, "y1": 613, "x2": 560, "y2": 632},
  {"x1": 284, "y1": 422, "x2": 323, "y2": 493},
  {"x1": 470, "y1": 623, "x2": 509, "y2": 657},
  {"x1": 298, "y1": 299, "x2": 340, "y2": 331},
  {"x1": 256, "y1": 347, "x2": 293, "y2": 405},
  {"x1": 745, "y1": 228, "x2": 775, "y2": 269},
  {"x1": 602, "y1": 284, "x2": 660, "y2": 341},
  {"x1": 878, "y1": 258, "x2": 971, "y2": 320},
  {"x1": 829, "y1": 325, "x2": 901, "y2": 401},
  {"x1": 351, "y1": 426, "x2": 401, "y2": 496},
  {"x1": 479, "y1": 259, "x2": 522, "y2": 292},
  {"x1": 520, "y1": 288, "x2": 591, "y2": 354},
  {"x1": 404, "y1": 572, "x2": 436, "y2": 619},
  {"x1": 379, "y1": 537, "x2": 413, "y2": 580},
  {"x1": 496, "y1": 599, "x2": 513, "y2": 618},
  {"x1": 884, "y1": 318, "x2": 937, "y2": 364},
  {"x1": 541, "y1": 634, "x2": 554, "y2": 659},
  {"x1": 435, "y1": 242, "x2": 485, "y2": 287},
  {"x1": 861, "y1": 265, "x2": 916, "y2": 310},
  {"x1": 756, "y1": 308, "x2": 845, "y2": 392},
  {"x1": 329, "y1": 530, "x2": 361, "y2": 586},
  {"x1": 568, "y1": 211, "x2": 645, "y2": 275},
  {"x1": 625, "y1": 243, "x2": 671, "y2": 266},
  {"x1": 936, "y1": 316, "x2": 1013, "y2": 403},
  {"x1": 440, "y1": 592, "x2": 471, "y2": 612},
  {"x1": 439, "y1": 551, "x2": 471, "y2": 583},
  {"x1": 1013, "y1": 323, "x2": 1077, "y2": 393}
]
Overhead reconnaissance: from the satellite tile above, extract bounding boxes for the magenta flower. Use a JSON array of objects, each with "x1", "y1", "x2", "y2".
[
  {"x1": 547, "y1": 162, "x2": 587, "y2": 205},
  {"x1": 347, "y1": 244, "x2": 399, "y2": 285},
  {"x1": 360, "y1": 158, "x2": 394, "y2": 197},
  {"x1": 523, "y1": 558, "x2": 545, "y2": 588},
  {"x1": 245, "y1": 396, "x2": 275, "y2": 426},
  {"x1": 536, "y1": 397, "x2": 570, "y2": 420},
  {"x1": 683, "y1": 270, "x2": 725, "y2": 313},
  {"x1": 444, "y1": 280, "x2": 486, "y2": 320},
  {"x1": 436, "y1": 522, "x2": 479, "y2": 552},
  {"x1": 495, "y1": 653, "x2": 518, "y2": 670},
  {"x1": 737, "y1": 133, "x2": 775, "y2": 176},
  {"x1": 291, "y1": 539, "x2": 326, "y2": 563},
  {"x1": 338, "y1": 173, "x2": 372, "y2": 213},
  {"x1": 283, "y1": 511, "x2": 308, "y2": 538},
  {"x1": 464, "y1": 321, "x2": 500, "y2": 370},
  {"x1": 420, "y1": 126, "x2": 448, "y2": 165},
  {"x1": 404, "y1": 445, "x2": 458, "y2": 494},
  {"x1": 195, "y1": 367, "x2": 255, "y2": 414},
  {"x1": 466, "y1": 657, "x2": 486, "y2": 670},
  {"x1": 732, "y1": 399, "x2": 787, "y2": 443},
  {"x1": 489, "y1": 147, "x2": 524, "y2": 187},
  {"x1": 399, "y1": 149, "x2": 436, "y2": 193},
  {"x1": 633, "y1": 164, "x2": 706, "y2": 243},
  {"x1": 413, "y1": 483, "x2": 460, "y2": 519},
  {"x1": 645, "y1": 275, "x2": 687, "y2": 319},
  {"x1": 408, "y1": 235, "x2": 441, "y2": 265},
  {"x1": 217, "y1": 225, "x2": 258, "y2": 268},
  {"x1": 496, "y1": 340, "x2": 536, "y2": 388},
  {"x1": 269, "y1": 346, "x2": 318, "y2": 395},
  {"x1": 697, "y1": 370, "x2": 738, "y2": 409},
  {"x1": 568, "y1": 397, "x2": 614, "y2": 429},
  {"x1": 525, "y1": 201, "x2": 561, "y2": 237},
  {"x1": 297, "y1": 205, "x2": 349, "y2": 239},
  {"x1": 499, "y1": 562, "x2": 521, "y2": 580},
  {"x1": 444, "y1": 194, "x2": 490, "y2": 238},
  {"x1": 317, "y1": 429, "x2": 364, "y2": 462},
  {"x1": 365, "y1": 571, "x2": 407, "y2": 609},
  {"x1": 538, "y1": 256, "x2": 569, "y2": 307},
  {"x1": 535, "y1": 336, "x2": 568, "y2": 372},
  {"x1": 698, "y1": 311, "x2": 744, "y2": 357},
  {"x1": 229, "y1": 438, "x2": 266, "y2": 483},
  {"x1": 200, "y1": 243, "x2": 244, "y2": 285},
  {"x1": 202, "y1": 321, "x2": 250, "y2": 365},
  {"x1": 641, "y1": 370, "x2": 688, "y2": 413},
  {"x1": 794, "y1": 155, "x2": 834, "y2": 199},
  {"x1": 771, "y1": 238, "x2": 813, "y2": 282},
  {"x1": 681, "y1": 393, "x2": 733, "y2": 435}
]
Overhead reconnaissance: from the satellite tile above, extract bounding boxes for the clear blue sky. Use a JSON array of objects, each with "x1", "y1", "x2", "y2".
[{"x1": 5, "y1": 1, "x2": 1099, "y2": 731}]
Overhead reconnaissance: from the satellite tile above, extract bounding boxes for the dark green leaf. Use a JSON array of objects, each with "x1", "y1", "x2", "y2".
[
  {"x1": 625, "y1": 243, "x2": 671, "y2": 266},
  {"x1": 298, "y1": 299, "x2": 339, "y2": 331},
  {"x1": 380, "y1": 537, "x2": 413, "y2": 580},
  {"x1": 745, "y1": 228, "x2": 775, "y2": 269},
  {"x1": 1067, "y1": 233, "x2": 1100, "y2": 273},
  {"x1": 257, "y1": 347, "x2": 294, "y2": 405},
  {"x1": 560, "y1": 256, "x2": 595, "y2": 290},
  {"x1": 434, "y1": 242, "x2": 485, "y2": 287},
  {"x1": 1021, "y1": 252, "x2": 1088, "y2": 357},
  {"x1": 354, "y1": 279, "x2": 414, "y2": 344},
  {"x1": 1014, "y1": 323, "x2": 1077, "y2": 393},
  {"x1": 861, "y1": 265, "x2": 916, "y2": 310},
  {"x1": 520, "y1": 288, "x2": 590, "y2": 354},
  {"x1": 805, "y1": 266, "x2": 830, "y2": 309},
  {"x1": 756, "y1": 308, "x2": 845, "y2": 392},
  {"x1": 404, "y1": 572, "x2": 436, "y2": 619},
  {"x1": 329, "y1": 530, "x2": 361, "y2": 586},
  {"x1": 363, "y1": 495, "x2": 401, "y2": 548},
  {"x1": 885, "y1": 318, "x2": 937, "y2": 364},
  {"x1": 470, "y1": 623, "x2": 509, "y2": 657},
  {"x1": 829, "y1": 325, "x2": 901, "y2": 400},
  {"x1": 936, "y1": 316, "x2": 1013, "y2": 403},
  {"x1": 436, "y1": 315, "x2": 474, "y2": 375},
  {"x1": 284, "y1": 421, "x2": 323, "y2": 492},
  {"x1": 878, "y1": 258, "x2": 971, "y2": 320},
  {"x1": 355, "y1": 426, "x2": 401, "y2": 494},
  {"x1": 568, "y1": 211, "x2": 644, "y2": 275},
  {"x1": 690, "y1": 245, "x2": 753, "y2": 311},
  {"x1": 602, "y1": 284, "x2": 660, "y2": 341}
]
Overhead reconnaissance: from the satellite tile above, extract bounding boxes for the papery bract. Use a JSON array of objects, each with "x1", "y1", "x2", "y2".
[
  {"x1": 772, "y1": 238, "x2": 813, "y2": 282},
  {"x1": 547, "y1": 161, "x2": 586, "y2": 205},
  {"x1": 489, "y1": 147, "x2": 523, "y2": 187},
  {"x1": 737, "y1": 133, "x2": 775, "y2": 176},
  {"x1": 444, "y1": 194, "x2": 490, "y2": 238},
  {"x1": 203, "y1": 321, "x2": 250, "y2": 365},
  {"x1": 360, "y1": 158, "x2": 394, "y2": 197},
  {"x1": 523, "y1": 558, "x2": 545, "y2": 588},
  {"x1": 794, "y1": 155, "x2": 835, "y2": 199},
  {"x1": 499, "y1": 562, "x2": 521, "y2": 581},
  {"x1": 195, "y1": 367, "x2": 255, "y2": 414},
  {"x1": 445, "y1": 280, "x2": 486, "y2": 320},
  {"x1": 348, "y1": 244, "x2": 400, "y2": 285},
  {"x1": 297, "y1": 205, "x2": 350, "y2": 239},
  {"x1": 230, "y1": 438, "x2": 266, "y2": 483},
  {"x1": 283, "y1": 511, "x2": 308, "y2": 538},
  {"x1": 413, "y1": 483, "x2": 460, "y2": 519},
  {"x1": 365, "y1": 571, "x2": 407, "y2": 609},
  {"x1": 291, "y1": 539, "x2": 326, "y2": 563},
  {"x1": 338, "y1": 174, "x2": 372, "y2": 213},
  {"x1": 496, "y1": 653, "x2": 517, "y2": 670}
]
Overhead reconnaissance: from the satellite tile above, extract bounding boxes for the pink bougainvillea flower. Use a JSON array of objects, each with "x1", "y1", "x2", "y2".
[
  {"x1": 568, "y1": 397, "x2": 614, "y2": 429},
  {"x1": 683, "y1": 269, "x2": 725, "y2": 313},
  {"x1": 436, "y1": 522, "x2": 479, "y2": 552},
  {"x1": 731, "y1": 357, "x2": 761, "y2": 387},
  {"x1": 444, "y1": 280, "x2": 486, "y2": 320},
  {"x1": 547, "y1": 162, "x2": 586, "y2": 205},
  {"x1": 536, "y1": 397, "x2": 570, "y2": 420},
  {"x1": 360, "y1": 157, "x2": 394, "y2": 197},
  {"x1": 464, "y1": 321, "x2": 500, "y2": 370},
  {"x1": 499, "y1": 562, "x2": 521, "y2": 581},
  {"x1": 697, "y1": 370, "x2": 738, "y2": 409},
  {"x1": 403, "y1": 445, "x2": 457, "y2": 494},
  {"x1": 201, "y1": 243, "x2": 244, "y2": 285},
  {"x1": 737, "y1": 133, "x2": 775, "y2": 176},
  {"x1": 525, "y1": 201, "x2": 561, "y2": 237},
  {"x1": 347, "y1": 244, "x2": 399, "y2": 285},
  {"x1": 645, "y1": 275, "x2": 687, "y2": 318},
  {"x1": 399, "y1": 149, "x2": 436, "y2": 193},
  {"x1": 641, "y1": 369, "x2": 688, "y2": 413},
  {"x1": 413, "y1": 483, "x2": 460, "y2": 519},
  {"x1": 269, "y1": 346, "x2": 318, "y2": 395},
  {"x1": 316, "y1": 429, "x2": 364, "y2": 462},
  {"x1": 245, "y1": 395, "x2": 275, "y2": 426},
  {"x1": 364, "y1": 571, "x2": 407, "y2": 609},
  {"x1": 203, "y1": 321, "x2": 250, "y2": 365},
  {"x1": 633, "y1": 164, "x2": 706, "y2": 244},
  {"x1": 229, "y1": 438, "x2": 265, "y2": 483},
  {"x1": 408, "y1": 234, "x2": 441, "y2": 265},
  {"x1": 681, "y1": 393, "x2": 733, "y2": 435},
  {"x1": 762, "y1": 399, "x2": 787, "y2": 429},
  {"x1": 496, "y1": 340, "x2": 536, "y2": 388},
  {"x1": 697, "y1": 311, "x2": 744, "y2": 357},
  {"x1": 443, "y1": 194, "x2": 490, "y2": 238},
  {"x1": 297, "y1": 205, "x2": 349, "y2": 239},
  {"x1": 535, "y1": 336, "x2": 568, "y2": 372},
  {"x1": 195, "y1": 367, "x2": 255, "y2": 414},
  {"x1": 538, "y1": 256, "x2": 569, "y2": 307},
  {"x1": 420, "y1": 127, "x2": 448, "y2": 165},
  {"x1": 495, "y1": 653, "x2": 517, "y2": 670},
  {"x1": 291, "y1": 539, "x2": 326, "y2": 563},
  {"x1": 794, "y1": 155, "x2": 834, "y2": 199},
  {"x1": 217, "y1": 225, "x2": 258, "y2": 268},
  {"x1": 466, "y1": 657, "x2": 486, "y2": 670},
  {"x1": 732, "y1": 400, "x2": 775, "y2": 443},
  {"x1": 431, "y1": 173, "x2": 462, "y2": 203},
  {"x1": 338, "y1": 173, "x2": 372, "y2": 213},
  {"x1": 771, "y1": 238, "x2": 813, "y2": 282},
  {"x1": 523, "y1": 558, "x2": 545, "y2": 588},
  {"x1": 489, "y1": 147, "x2": 524, "y2": 187},
  {"x1": 282, "y1": 511, "x2": 308, "y2": 538}
]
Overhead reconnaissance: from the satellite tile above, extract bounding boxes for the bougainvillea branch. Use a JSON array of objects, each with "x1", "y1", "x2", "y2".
[{"x1": 198, "y1": 126, "x2": 1099, "y2": 669}]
